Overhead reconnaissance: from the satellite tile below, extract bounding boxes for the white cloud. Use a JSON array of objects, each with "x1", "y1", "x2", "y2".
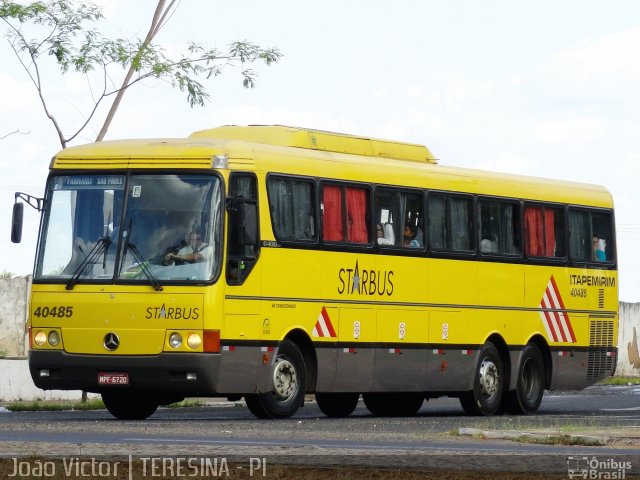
[
  {"x1": 530, "y1": 25, "x2": 640, "y2": 101},
  {"x1": 0, "y1": 73, "x2": 38, "y2": 117},
  {"x1": 531, "y1": 116, "x2": 608, "y2": 146}
]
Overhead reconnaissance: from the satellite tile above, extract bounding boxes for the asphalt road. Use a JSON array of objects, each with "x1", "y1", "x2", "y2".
[{"x1": 1, "y1": 385, "x2": 640, "y2": 476}]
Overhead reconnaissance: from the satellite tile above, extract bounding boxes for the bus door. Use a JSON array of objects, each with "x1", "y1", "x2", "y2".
[{"x1": 221, "y1": 172, "x2": 263, "y2": 392}]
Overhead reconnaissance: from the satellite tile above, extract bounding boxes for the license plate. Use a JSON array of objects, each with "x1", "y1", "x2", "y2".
[{"x1": 98, "y1": 372, "x2": 129, "y2": 385}]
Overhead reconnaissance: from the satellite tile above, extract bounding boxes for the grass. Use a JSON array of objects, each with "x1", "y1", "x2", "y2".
[
  {"x1": 167, "y1": 399, "x2": 205, "y2": 408},
  {"x1": 5, "y1": 398, "x2": 105, "y2": 412},
  {"x1": 598, "y1": 376, "x2": 640, "y2": 385},
  {"x1": 4, "y1": 397, "x2": 211, "y2": 412}
]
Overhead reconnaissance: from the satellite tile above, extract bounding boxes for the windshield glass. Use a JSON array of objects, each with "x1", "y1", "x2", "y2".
[
  {"x1": 118, "y1": 174, "x2": 221, "y2": 283},
  {"x1": 35, "y1": 173, "x2": 222, "y2": 284},
  {"x1": 36, "y1": 175, "x2": 125, "y2": 280}
]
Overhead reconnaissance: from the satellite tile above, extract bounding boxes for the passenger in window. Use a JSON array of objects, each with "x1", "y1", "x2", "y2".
[
  {"x1": 164, "y1": 230, "x2": 213, "y2": 265},
  {"x1": 480, "y1": 238, "x2": 494, "y2": 253},
  {"x1": 593, "y1": 236, "x2": 607, "y2": 261},
  {"x1": 402, "y1": 225, "x2": 420, "y2": 248},
  {"x1": 377, "y1": 223, "x2": 395, "y2": 246}
]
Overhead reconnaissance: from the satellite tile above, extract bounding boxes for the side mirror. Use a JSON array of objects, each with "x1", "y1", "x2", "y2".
[{"x1": 11, "y1": 202, "x2": 24, "y2": 244}]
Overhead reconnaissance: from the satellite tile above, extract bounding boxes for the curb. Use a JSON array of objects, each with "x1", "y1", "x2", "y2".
[{"x1": 458, "y1": 427, "x2": 607, "y2": 446}]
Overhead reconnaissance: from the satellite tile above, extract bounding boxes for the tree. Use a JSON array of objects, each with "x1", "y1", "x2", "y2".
[{"x1": 0, "y1": 0, "x2": 282, "y2": 148}]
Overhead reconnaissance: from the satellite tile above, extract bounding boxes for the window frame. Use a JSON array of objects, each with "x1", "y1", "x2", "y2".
[
  {"x1": 226, "y1": 171, "x2": 261, "y2": 285},
  {"x1": 266, "y1": 173, "x2": 318, "y2": 245},
  {"x1": 567, "y1": 206, "x2": 616, "y2": 266},
  {"x1": 476, "y1": 196, "x2": 523, "y2": 259},
  {"x1": 259, "y1": 172, "x2": 616, "y2": 269},
  {"x1": 320, "y1": 180, "x2": 372, "y2": 247},
  {"x1": 426, "y1": 190, "x2": 476, "y2": 256},
  {"x1": 373, "y1": 185, "x2": 425, "y2": 252},
  {"x1": 522, "y1": 201, "x2": 567, "y2": 262}
]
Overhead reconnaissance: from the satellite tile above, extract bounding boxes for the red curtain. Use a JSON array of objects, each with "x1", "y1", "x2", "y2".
[
  {"x1": 544, "y1": 209, "x2": 556, "y2": 256},
  {"x1": 525, "y1": 207, "x2": 557, "y2": 257},
  {"x1": 525, "y1": 207, "x2": 543, "y2": 256},
  {"x1": 346, "y1": 187, "x2": 368, "y2": 243},
  {"x1": 323, "y1": 185, "x2": 343, "y2": 241}
]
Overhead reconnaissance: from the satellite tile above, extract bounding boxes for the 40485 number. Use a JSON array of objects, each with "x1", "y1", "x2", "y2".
[
  {"x1": 33, "y1": 306, "x2": 73, "y2": 318},
  {"x1": 570, "y1": 288, "x2": 587, "y2": 298}
]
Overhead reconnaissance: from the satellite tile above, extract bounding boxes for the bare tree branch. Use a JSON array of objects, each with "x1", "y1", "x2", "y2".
[
  {"x1": 0, "y1": 129, "x2": 30, "y2": 140},
  {"x1": 95, "y1": 0, "x2": 177, "y2": 142}
]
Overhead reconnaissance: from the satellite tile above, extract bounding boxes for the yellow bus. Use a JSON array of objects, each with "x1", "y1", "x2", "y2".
[{"x1": 12, "y1": 125, "x2": 618, "y2": 420}]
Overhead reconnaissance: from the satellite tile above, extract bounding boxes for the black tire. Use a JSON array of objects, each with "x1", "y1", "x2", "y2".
[
  {"x1": 316, "y1": 393, "x2": 359, "y2": 418},
  {"x1": 363, "y1": 392, "x2": 424, "y2": 417},
  {"x1": 101, "y1": 391, "x2": 159, "y2": 420},
  {"x1": 245, "y1": 339, "x2": 306, "y2": 419},
  {"x1": 459, "y1": 341, "x2": 503, "y2": 416},
  {"x1": 503, "y1": 343, "x2": 545, "y2": 415}
]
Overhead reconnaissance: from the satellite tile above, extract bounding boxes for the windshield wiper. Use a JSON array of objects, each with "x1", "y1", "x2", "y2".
[
  {"x1": 123, "y1": 241, "x2": 163, "y2": 291},
  {"x1": 65, "y1": 236, "x2": 112, "y2": 290},
  {"x1": 120, "y1": 219, "x2": 162, "y2": 291}
]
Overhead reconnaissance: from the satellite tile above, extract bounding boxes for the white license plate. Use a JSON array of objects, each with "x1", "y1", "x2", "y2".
[{"x1": 98, "y1": 372, "x2": 129, "y2": 385}]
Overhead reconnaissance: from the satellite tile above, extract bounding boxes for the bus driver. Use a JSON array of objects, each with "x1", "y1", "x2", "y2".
[{"x1": 164, "y1": 230, "x2": 213, "y2": 265}]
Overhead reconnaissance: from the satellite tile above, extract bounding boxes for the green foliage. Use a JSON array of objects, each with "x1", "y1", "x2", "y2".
[
  {"x1": 0, "y1": 271, "x2": 13, "y2": 279},
  {"x1": 0, "y1": 0, "x2": 282, "y2": 145},
  {"x1": 6, "y1": 397, "x2": 105, "y2": 411},
  {"x1": 599, "y1": 376, "x2": 640, "y2": 385}
]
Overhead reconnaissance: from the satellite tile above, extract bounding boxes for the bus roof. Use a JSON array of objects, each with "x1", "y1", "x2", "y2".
[
  {"x1": 190, "y1": 125, "x2": 437, "y2": 163},
  {"x1": 51, "y1": 125, "x2": 613, "y2": 208}
]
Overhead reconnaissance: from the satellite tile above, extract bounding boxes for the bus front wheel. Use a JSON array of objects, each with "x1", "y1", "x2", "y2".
[
  {"x1": 502, "y1": 343, "x2": 545, "y2": 415},
  {"x1": 101, "y1": 391, "x2": 159, "y2": 420},
  {"x1": 316, "y1": 392, "x2": 359, "y2": 418},
  {"x1": 245, "y1": 339, "x2": 306, "y2": 419},
  {"x1": 460, "y1": 341, "x2": 503, "y2": 416}
]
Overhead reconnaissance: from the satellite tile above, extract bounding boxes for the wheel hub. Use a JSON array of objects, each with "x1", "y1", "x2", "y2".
[
  {"x1": 479, "y1": 358, "x2": 499, "y2": 398},
  {"x1": 272, "y1": 358, "x2": 297, "y2": 400}
]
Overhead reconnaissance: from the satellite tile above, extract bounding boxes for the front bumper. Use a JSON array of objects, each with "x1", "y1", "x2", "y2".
[{"x1": 29, "y1": 349, "x2": 222, "y2": 395}]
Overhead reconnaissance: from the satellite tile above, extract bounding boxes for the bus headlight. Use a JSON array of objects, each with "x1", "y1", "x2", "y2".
[
  {"x1": 187, "y1": 334, "x2": 202, "y2": 349},
  {"x1": 34, "y1": 331, "x2": 47, "y2": 346},
  {"x1": 47, "y1": 330, "x2": 60, "y2": 347},
  {"x1": 169, "y1": 333, "x2": 182, "y2": 349}
]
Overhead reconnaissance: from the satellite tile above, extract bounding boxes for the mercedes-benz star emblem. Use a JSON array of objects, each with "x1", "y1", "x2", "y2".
[{"x1": 103, "y1": 332, "x2": 120, "y2": 351}]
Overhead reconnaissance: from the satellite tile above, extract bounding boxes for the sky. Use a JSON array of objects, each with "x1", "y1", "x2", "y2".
[{"x1": 1, "y1": 0, "x2": 639, "y2": 301}]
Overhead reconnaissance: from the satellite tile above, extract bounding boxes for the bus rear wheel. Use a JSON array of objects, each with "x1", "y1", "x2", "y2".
[
  {"x1": 503, "y1": 343, "x2": 545, "y2": 415},
  {"x1": 101, "y1": 391, "x2": 159, "y2": 420},
  {"x1": 363, "y1": 392, "x2": 424, "y2": 417},
  {"x1": 316, "y1": 393, "x2": 359, "y2": 418},
  {"x1": 245, "y1": 339, "x2": 306, "y2": 419},
  {"x1": 460, "y1": 341, "x2": 503, "y2": 416}
]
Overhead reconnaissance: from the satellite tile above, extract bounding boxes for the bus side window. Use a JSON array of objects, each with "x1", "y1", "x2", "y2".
[
  {"x1": 267, "y1": 176, "x2": 316, "y2": 241},
  {"x1": 321, "y1": 183, "x2": 370, "y2": 244},
  {"x1": 427, "y1": 193, "x2": 473, "y2": 253},
  {"x1": 227, "y1": 173, "x2": 259, "y2": 284},
  {"x1": 591, "y1": 211, "x2": 614, "y2": 261},
  {"x1": 569, "y1": 208, "x2": 615, "y2": 263},
  {"x1": 374, "y1": 188, "x2": 397, "y2": 247},
  {"x1": 402, "y1": 191, "x2": 424, "y2": 249},
  {"x1": 478, "y1": 199, "x2": 521, "y2": 256},
  {"x1": 524, "y1": 205, "x2": 565, "y2": 258},
  {"x1": 374, "y1": 188, "x2": 423, "y2": 249}
]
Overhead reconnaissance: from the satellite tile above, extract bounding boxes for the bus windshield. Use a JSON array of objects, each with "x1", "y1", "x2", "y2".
[{"x1": 35, "y1": 173, "x2": 222, "y2": 284}]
